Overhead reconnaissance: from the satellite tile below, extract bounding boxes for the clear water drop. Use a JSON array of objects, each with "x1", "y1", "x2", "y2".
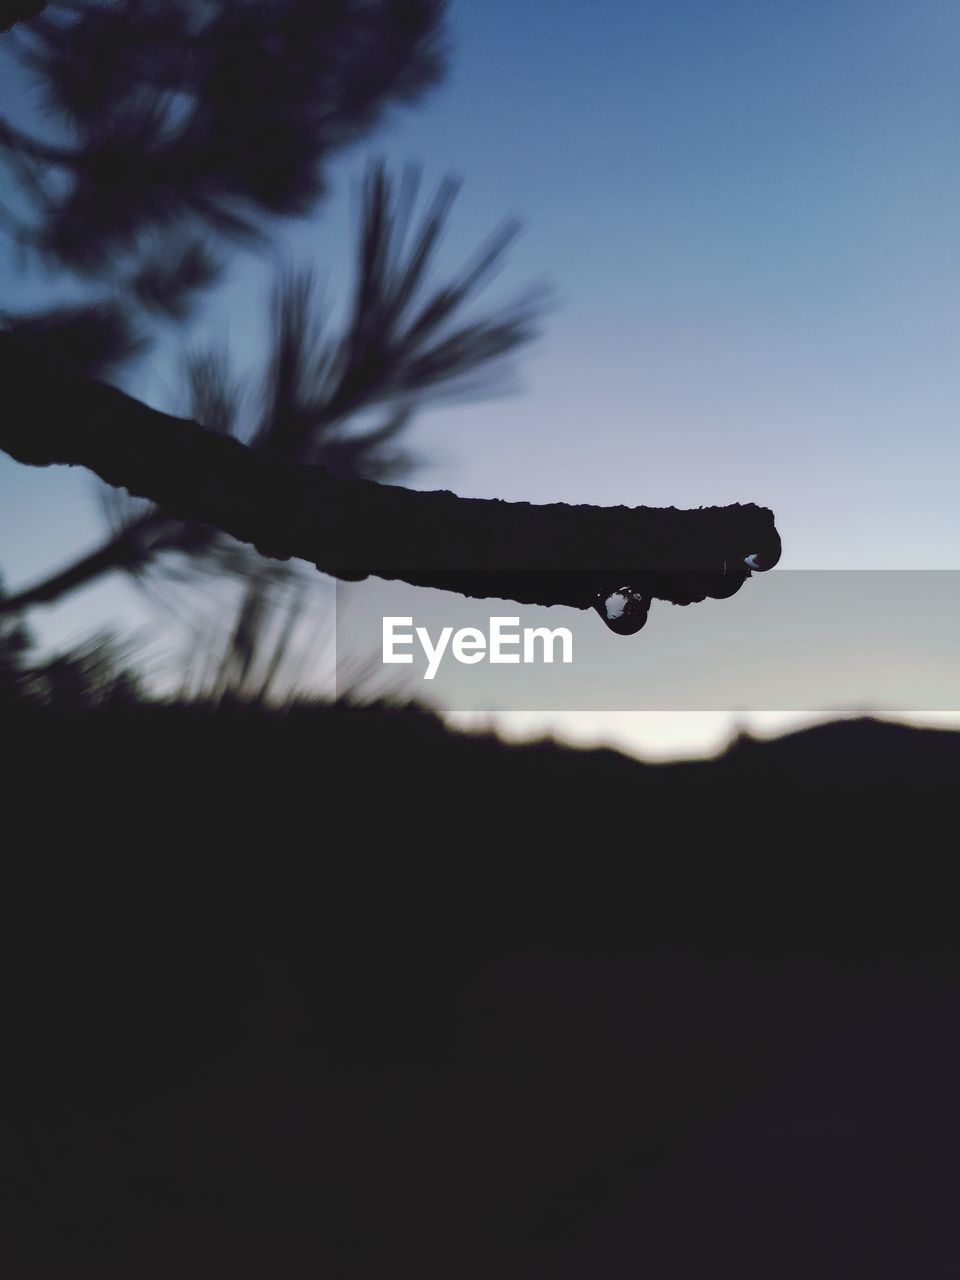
[{"x1": 595, "y1": 586, "x2": 651, "y2": 635}]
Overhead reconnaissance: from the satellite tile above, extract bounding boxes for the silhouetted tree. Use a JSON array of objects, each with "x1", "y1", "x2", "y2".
[
  {"x1": 2, "y1": 0, "x2": 446, "y2": 342},
  {"x1": 1, "y1": 164, "x2": 547, "y2": 615},
  {"x1": 0, "y1": 1, "x2": 779, "y2": 658},
  {"x1": 0, "y1": 2, "x2": 562, "y2": 687},
  {"x1": 0, "y1": 568, "x2": 143, "y2": 706}
]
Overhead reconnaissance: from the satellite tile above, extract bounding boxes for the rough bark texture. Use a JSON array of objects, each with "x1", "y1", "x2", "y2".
[{"x1": 0, "y1": 331, "x2": 781, "y2": 610}]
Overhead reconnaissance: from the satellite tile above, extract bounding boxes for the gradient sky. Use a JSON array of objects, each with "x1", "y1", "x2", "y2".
[{"x1": 2, "y1": 0, "x2": 958, "y2": 757}]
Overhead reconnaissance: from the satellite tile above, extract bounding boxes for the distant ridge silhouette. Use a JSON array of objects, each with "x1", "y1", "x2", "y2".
[
  {"x1": 722, "y1": 715, "x2": 960, "y2": 778},
  {"x1": 4, "y1": 699, "x2": 958, "y2": 1277}
]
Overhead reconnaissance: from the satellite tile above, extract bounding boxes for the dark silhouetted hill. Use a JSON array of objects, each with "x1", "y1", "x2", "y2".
[{"x1": 2, "y1": 700, "x2": 958, "y2": 1277}]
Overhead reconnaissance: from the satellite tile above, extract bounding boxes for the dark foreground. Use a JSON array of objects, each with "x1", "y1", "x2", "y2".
[{"x1": 3, "y1": 700, "x2": 959, "y2": 1276}]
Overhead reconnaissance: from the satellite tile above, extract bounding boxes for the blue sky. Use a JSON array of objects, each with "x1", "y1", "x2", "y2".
[{"x1": 2, "y1": 0, "x2": 958, "y2": 756}]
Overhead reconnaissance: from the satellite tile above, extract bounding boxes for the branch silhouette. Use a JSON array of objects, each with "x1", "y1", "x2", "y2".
[
  {"x1": 0, "y1": 331, "x2": 781, "y2": 616},
  {"x1": 0, "y1": 162, "x2": 547, "y2": 619}
]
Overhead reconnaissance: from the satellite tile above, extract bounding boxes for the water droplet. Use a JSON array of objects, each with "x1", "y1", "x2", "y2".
[{"x1": 595, "y1": 586, "x2": 651, "y2": 635}]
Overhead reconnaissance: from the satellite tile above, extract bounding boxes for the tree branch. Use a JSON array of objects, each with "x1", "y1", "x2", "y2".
[{"x1": 0, "y1": 331, "x2": 781, "y2": 613}]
